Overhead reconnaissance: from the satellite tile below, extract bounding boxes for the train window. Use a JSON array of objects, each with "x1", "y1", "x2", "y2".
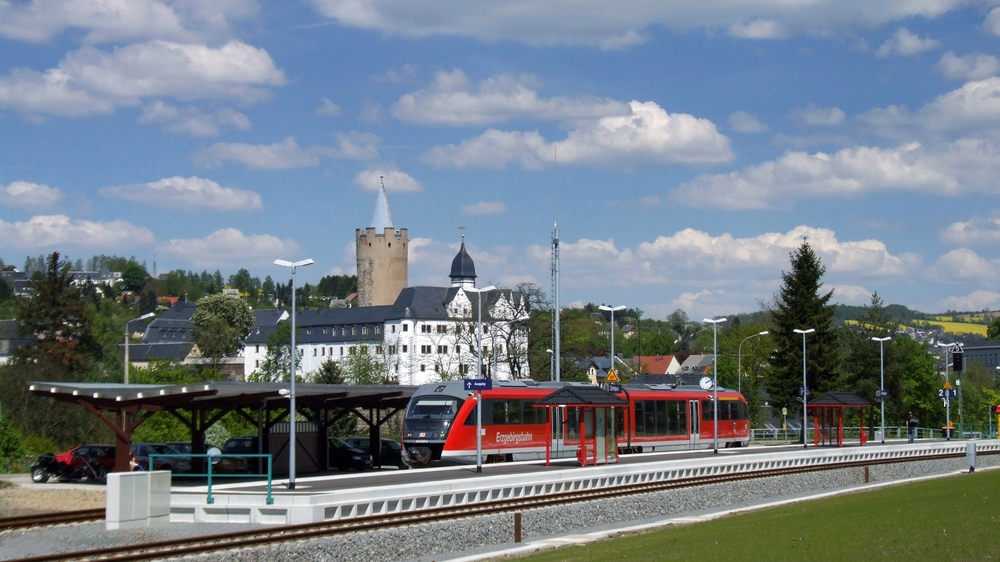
[
  {"x1": 465, "y1": 400, "x2": 494, "y2": 425},
  {"x1": 702, "y1": 400, "x2": 714, "y2": 421},
  {"x1": 407, "y1": 398, "x2": 461, "y2": 419},
  {"x1": 656, "y1": 401, "x2": 668, "y2": 435}
]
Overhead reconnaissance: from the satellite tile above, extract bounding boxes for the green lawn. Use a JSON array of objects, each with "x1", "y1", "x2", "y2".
[{"x1": 517, "y1": 469, "x2": 1000, "y2": 561}]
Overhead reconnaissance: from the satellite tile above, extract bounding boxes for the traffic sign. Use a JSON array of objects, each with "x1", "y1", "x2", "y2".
[
  {"x1": 605, "y1": 369, "x2": 620, "y2": 383},
  {"x1": 943, "y1": 381, "x2": 952, "y2": 390},
  {"x1": 464, "y1": 379, "x2": 493, "y2": 391}
]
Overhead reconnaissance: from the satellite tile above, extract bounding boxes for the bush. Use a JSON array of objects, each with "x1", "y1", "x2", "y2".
[{"x1": 0, "y1": 416, "x2": 26, "y2": 472}]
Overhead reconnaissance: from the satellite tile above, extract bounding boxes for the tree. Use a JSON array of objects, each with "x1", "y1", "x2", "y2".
[
  {"x1": 342, "y1": 345, "x2": 388, "y2": 385},
  {"x1": 768, "y1": 242, "x2": 838, "y2": 418},
  {"x1": 249, "y1": 322, "x2": 303, "y2": 382},
  {"x1": 15, "y1": 251, "x2": 97, "y2": 371},
  {"x1": 121, "y1": 262, "x2": 149, "y2": 293},
  {"x1": 228, "y1": 268, "x2": 253, "y2": 296},
  {"x1": 838, "y1": 292, "x2": 902, "y2": 428},
  {"x1": 717, "y1": 324, "x2": 772, "y2": 427},
  {"x1": 988, "y1": 317, "x2": 1000, "y2": 340},
  {"x1": 191, "y1": 294, "x2": 254, "y2": 368}
]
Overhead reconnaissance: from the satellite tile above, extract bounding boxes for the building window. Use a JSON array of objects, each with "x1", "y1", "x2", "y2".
[
  {"x1": 421, "y1": 324, "x2": 432, "y2": 334},
  {"x1": 349, "y1": 347, "x2": 356, "y2": 355},
  {"x1": 352, "y1": 327, "x2": 357, "y2": 335},
  {"x1": 255, "y1": 360, "x2": 260, "y2": 368},
  {"x1": 403, "y1": 324, "x2": 408, "y2": 332},
  {"x1": 321, "y1": 347, "x2": 325, "y2": 356},
  {"x1": 388, "y1": 345, "x2": 396, "y2": 354},
  {"x1": 420, "y1": 364, "x2": 425, "y2": 372},
  {"x1": 313, "y1": 349, "x2": 317, "y2": 356},
  {"x1": 340, "y1": 347, "x2": 344, "y2": 356},
  {"x1": 306, "y1": 328, "x2": 312, "y2": 335},
  {"x1": 402, "y1": 345, "x2": 408, "y2": 353},
  {"x1": 323, "y1": 328, "x2": 328, "y2": 334},
  {"x1": 459, "y1": 364, "x2": 469, "y2": 375},
  {"x1": 375, "y1": 326, "x2": 381, "y2": 334},
  {"x1": 362, "y1": 326, "x2": 368, "y2": 335},
  {"x1": 437, "y1": 345, "x2": 448, "y2": 354},
  {"x1": 391, "y1": 325, "x2": 396, "y2": 333},
  {"x1": 456, "y1": 345, "x2": 461, "y2": 354},
  {"x1": 434, "y1": 364, "x2": 440, "y2": 373},
  {"x1": 436, "y1": 325, "x2": 447, "y2": 333},
  {"x1": 421, "y1": 345, "x2": 431, "y2": 354},
  {"x1": 376, "y1": 345, "x2": 383, "y2": 354}
]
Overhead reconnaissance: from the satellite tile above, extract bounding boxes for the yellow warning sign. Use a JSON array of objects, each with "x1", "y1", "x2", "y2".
[
  {"x1": 606, "y1": 369, "x2": 620, "y2": 383},
  {"x1": 943, "y1": 381, "x2": 952, "y2": 390}
]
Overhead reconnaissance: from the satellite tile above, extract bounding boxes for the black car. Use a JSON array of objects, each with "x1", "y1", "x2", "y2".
[
  {"x1": 131, "y1": 443, "x2": 191, "y2": 473},
  {"x1": 329, "y1": 438, "x2": 373, "y2": 471},
  {"x1": 343, "y1": 436, "x2": 408, "y2": 469}
]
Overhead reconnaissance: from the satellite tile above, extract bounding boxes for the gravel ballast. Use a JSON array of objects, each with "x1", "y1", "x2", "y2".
[{"x1": 0, "y1": 453, "x2": 994, "y2": 561}]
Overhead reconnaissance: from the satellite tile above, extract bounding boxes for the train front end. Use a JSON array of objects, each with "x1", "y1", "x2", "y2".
[{"x1": 401, "y1": 383, "x2": 466, "y2": 467}]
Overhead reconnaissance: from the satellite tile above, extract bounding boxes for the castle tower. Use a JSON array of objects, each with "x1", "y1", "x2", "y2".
[
  {"x1": 356, "y1": 178, "x2": 408, "y2": 307},
  {"x1": 449, "y1": 236, "x2": 477, "y2": 288}
]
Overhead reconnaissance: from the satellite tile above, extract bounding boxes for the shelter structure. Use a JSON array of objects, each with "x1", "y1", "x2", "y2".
[
  {"x1": 535, "y1": 385, "x2": 627, "y2": 466},
  {"x1": 28, "y1": 381, "x2": 417, "y2": 474},
  {"x1": 807, "y1": 392, "x2": 871, "y2": 447}
]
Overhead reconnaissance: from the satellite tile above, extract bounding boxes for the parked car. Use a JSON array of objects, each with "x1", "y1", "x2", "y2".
[
  {"x1": 222, "y1": 437, "x2": 260, "y2": 473},
  {"x1": 31, "y1": 444, "x2": 116, "y2": 483},
  {"x1": 164, "y1": 441, "x2": 249, "y2": 474},
  {"x1": 130, "y1": 443, "x2": 191, "y2": 473},
  {"x1": 329, "y1": 438, "x2": 373, "y2": 471},
  {"x1": 343, "y1": 437, "x2": 408, "y2": 469}
]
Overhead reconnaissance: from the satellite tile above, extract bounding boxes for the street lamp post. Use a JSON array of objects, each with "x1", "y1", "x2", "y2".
[
  {"x1": 703, "y1": 317, "x2": 727, "y2": 454},
  {"x1": 872, "y1": 336, "x2": 891, "y2": 443},
  {"x1": 737, "y1": 331, "x2": 769, "y2": 395},
  {"x1": 466, "y1": 285, "x2": 495, "y2": 473},
  {"x1": 124, "y1": 312, "x2": 155, "y2": 384},
  {"x1": 794, "y1": 328, "x2": 816, "y2": 449},
  {"x1": 274, "y1": 258, "x2": 314, "y2": 490},
  {"x1": 599, "y1": 305, "x2": 626, "y2": 380}
]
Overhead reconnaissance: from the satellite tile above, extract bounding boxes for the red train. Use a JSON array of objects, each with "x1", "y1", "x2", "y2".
[{"x1": 402, "y1": 379, "x2": 750, "y2": 466}]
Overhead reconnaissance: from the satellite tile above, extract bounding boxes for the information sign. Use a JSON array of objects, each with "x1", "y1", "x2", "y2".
[
  {"x1": 464, "y1": 379, "x2": 493, "y2": 391},
  {"x1": 606, "y1": 383, "x2": 622, "y2": 393},
  {"x1": 937, "y1": 388, "x2": 957, "y2": 398}
]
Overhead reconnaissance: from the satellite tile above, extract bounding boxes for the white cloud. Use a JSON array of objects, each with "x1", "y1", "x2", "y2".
[
  {"x1": 0, "y1": 0, "x2": 257, "y2": 44},
  {"x1": 936, "y1": 51, "x2": 1000, "y2": 81},
  {"x1": 193, "y1": 134, "x2": 380, "y2": 169},
  {"x1": 193, "y1": 137, "x2": 318, "y2": 169},
  {"x1": 392, "y1": 70, "x2": 628, "y2": 126},
  {"x1": 728, "y1": 19, "x2": 787, "y2": 39},
  {"x1": 984, "y1": 7, "x2": 1000, "y2": 36},
  {"x1": 99, "y1": 176, "x2": 262, "y2": 211},
  {"x1": 942, "y1": 214, "x2": 1000, "y2": 246},
  {"x1": 0, "y1": 181, "x2": 63, "y2": 209},
  {"x1": 425, "y1": 100, "x2": 732, "y2": 169},
  {"x1": 0, "y1": 40, "x2": 285, "y2": 117},
  {"x1": 354, "y1": 169, "x2": 422, "y2": 192},
  {"x1": 939, "y1": 290, "x2": 1000, "y2": 312},
  {"x1": 669, "y1": 140, "x2": 1000, "y2": 210},
  {"x1": 0, "y1": 214, "x2": 154, "y2": 248},
  {"x1": 461, "y1": 201, "x2": 508, "y2": 215},
  {"x1": 138, "y1": 101, "x2": 251, "y2": 136},
  {"x1": 728, "y1": 110, "x2": 768, "y2": 133},
  {"x1": 317, "y1": 97, "x2": 342, "y2": 116},
  {"x1": 789, "y1": 104, "x2": 846, "y2": 127},
  {"x1": 928, "y1": 248, "x2": 1000, "y2": 283},
  {"x1": 875, "y1": 28, "x2": 939, "y2": 57},
  {"x1": 308, "y1": 0, "x2": 965, "y2": 48},
  {"x1": 861, "y1": 77, "x2": 1000, "y2": 137},
  {"x1": 157, "y1": 228, "x2": 299, "y2": 267}
]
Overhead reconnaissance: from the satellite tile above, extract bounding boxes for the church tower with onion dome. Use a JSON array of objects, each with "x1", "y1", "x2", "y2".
[{"x1": 356, "y1": 177, "x2": 408, "y2": 307}]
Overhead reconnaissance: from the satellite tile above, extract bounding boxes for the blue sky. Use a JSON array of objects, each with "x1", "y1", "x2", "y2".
[{"x1": 3, "y1": 1, "x2": 1000, "y2": 321}]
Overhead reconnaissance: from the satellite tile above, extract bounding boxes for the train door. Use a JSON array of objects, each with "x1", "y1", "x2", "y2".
[{"x1": 688, "y1": 400, "x2": 700, "y2": 448}]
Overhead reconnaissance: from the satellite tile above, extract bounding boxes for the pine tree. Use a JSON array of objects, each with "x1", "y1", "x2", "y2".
[{"x1": 768, "y1": 242, "x2": 837, "y2": 416}]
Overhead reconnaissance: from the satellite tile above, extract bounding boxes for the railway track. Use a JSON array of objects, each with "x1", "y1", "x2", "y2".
[
  {"x1": 0, "y1": 509, "x2": 105, "y2": 531},
  {"x1": 9, "y1": 449, "x2": 983, "y2": 561}
]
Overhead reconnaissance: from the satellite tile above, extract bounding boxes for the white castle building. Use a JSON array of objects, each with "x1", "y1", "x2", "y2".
[{"x1": 243, "y1": 189, "x2": 530, "y2": 385}]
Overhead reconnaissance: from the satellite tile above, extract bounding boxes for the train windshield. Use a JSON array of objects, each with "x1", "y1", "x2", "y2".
[
  {"x1": 407, "y1": 398, "x2": 462, "y2": 419},
  {"x1": 405, "y1": 397, "x2": 464, "y2": 433}
]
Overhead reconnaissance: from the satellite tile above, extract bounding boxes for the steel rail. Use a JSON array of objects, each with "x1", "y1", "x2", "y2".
[
  {"x1": 0, "y1": 508, "x2": 106, "y2": 531},
  {"x1": 13, "y1": 449, "x2": 989, "y2": 562}
]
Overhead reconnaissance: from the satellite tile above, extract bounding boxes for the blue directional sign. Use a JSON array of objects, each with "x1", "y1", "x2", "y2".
[
  {"x1": 937, "y1": 389, "x2": 957, "y2": 398},
  {"x1": 464, "y1": 378, "x2": 493, "y2": 391},
  {"x1": 875, "y1": 390, "x2": 889, "y2": 399}
]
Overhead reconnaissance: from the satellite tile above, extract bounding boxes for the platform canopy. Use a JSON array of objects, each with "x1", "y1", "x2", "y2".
[
  {"x1": 807, "y1": 391, "x2": 871, "y2": 447},
  {"x1": 29, "y1": 381, "x2": 418, "y2": 473}
]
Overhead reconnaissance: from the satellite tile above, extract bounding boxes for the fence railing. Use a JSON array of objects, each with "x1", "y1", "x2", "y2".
[
  {"x1": 751, "y1": 426, "x2": 953, "y2": 442},
  {"x1": 148, "y1": 453, "x2": 273, "y2": 505}
]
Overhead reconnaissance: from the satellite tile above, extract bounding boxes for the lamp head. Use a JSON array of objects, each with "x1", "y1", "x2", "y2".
[{"x1": 278, "y1": 388, "x2": 290, "y2": 396}]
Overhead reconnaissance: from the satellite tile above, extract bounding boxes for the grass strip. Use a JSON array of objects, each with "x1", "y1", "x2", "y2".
[{"x1": 517, "y1": 469, "x2": 1000, "y2": 561}]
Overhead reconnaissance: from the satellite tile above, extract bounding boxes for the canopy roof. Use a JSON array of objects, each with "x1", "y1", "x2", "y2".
[{"x1": 536, "y1": 385, "x2": 627, "y2": 407}]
